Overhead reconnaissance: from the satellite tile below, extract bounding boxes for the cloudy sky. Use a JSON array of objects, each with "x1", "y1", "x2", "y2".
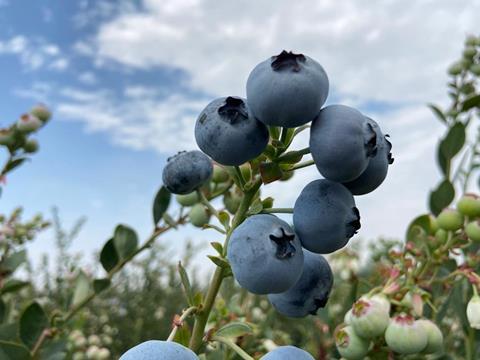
[{"x1": 1, "y1": 0, "x2": 479, "y2": 268}]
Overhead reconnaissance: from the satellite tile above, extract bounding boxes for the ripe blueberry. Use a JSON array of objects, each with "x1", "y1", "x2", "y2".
[
  {"x1": 350, "y1": 298, "x2": 390, "y2": 339},
  {"x1": 293, "y1": 179, "x2": 360, "y2": 254},
  {"x1": 268, "y1": 250, "x2": 333, "y2": 317},
  {"x1": 119, "y1": 340, "x2": 199, "y2": 360},
  {"x1": 343, "y1": 118, "x2": 393, "y2": 195},
  {"x1": 384, "y1": 314, "x2": 428, "y2": 355},
  {"x1": 335, "y1": 325, "x2": 370, "y2": 360},
  {"x1": 436, "y1": 208, "x2": 464, "y2": 231},
  {"x1": 260, "y1": 345, "x2": 314, "y2": 360},
  {"x1": 246, "y1": 50, "x2": 329, "y2": 128},
  {"x1": 162, "y1": 151, "x2": 213, "y2": 195},
  {"x1": 416, "y1": 319, "x2": 443, "y2": 354},
  {"x1": 16, "y1": 113, "x2": 43, "y2": 133},
  {"x1": 227, "y1": 214, "x2": 304, "y2": 294},
  {"x1": 310, "y1": 105, "x2": 378, "y2": 182},
  {"x1": 189, "y1": 204, "x2": 210, "y2": 227},
  {"x1": 195, "y1": 96, "x2": 269, "y2": 166}
]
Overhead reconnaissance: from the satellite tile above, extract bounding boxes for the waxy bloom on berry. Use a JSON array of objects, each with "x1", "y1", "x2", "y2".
[{"x1": 467, "y1": 291, "x2": 480, "y2": 329}]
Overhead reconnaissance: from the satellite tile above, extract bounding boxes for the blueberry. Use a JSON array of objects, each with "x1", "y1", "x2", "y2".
[
  {"x1": 162, "y1": 151, "x2": 213, "y2": 194},
  {"x1": 246, "y1": 50, "x2": 329, "y2": 128},
  {"x1": 119, "y1": 340, "x2": 199, "y2": 360},
  {"x1": 343, "y1": 118, "x2": 394, "y2": 195},
  {"x1": 195, "y1": 96, "x2": 269, "y2": 166},
  {"x1": 310, "y1": 105, "x2": 378, "y2": 182},
  {"x1": 268, "y1": 251, "x2": 333, "y2": 317},
  {"x1": 227, "y1": 214, "x2": 304, "y2": 294},
  {"x1": 293, "y1": 179, "x2": 360, "y2": 254},
  {"x1": 260, "y1": 345, "x2": 314, "y2": 360}
]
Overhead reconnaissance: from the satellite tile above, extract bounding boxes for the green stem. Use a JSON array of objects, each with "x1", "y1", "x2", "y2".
[
  {"x1": 197, "y1": 189, "x2": 221, "y2": 223},
  {"x1": 166, "y1": 306, "x2": 198, "y2": 342},
  {"x1": 287, "y1": 159, "x2": 315, "y2": 171},
  {"x1": 260, "y1": 207, "x2": 294, "y2": 214},
  {"x1": 212, "y1": 336, "x2": 254, "y2": 360},
  {"x1": 296, "y1": 147, "x2": 310, "y2": 156},
  {"x1": 188, "y1": 179, "x2": 262, "y2": 353}
]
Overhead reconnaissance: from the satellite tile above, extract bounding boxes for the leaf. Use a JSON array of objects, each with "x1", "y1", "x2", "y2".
[
  {"x1": 178, "y1": 262, "x2": 194, "y2": 306},
  {"x1": 277, "y1": 150, "x2": 304, "y2": 164},
  {"x1": 39, "y1": 339, "x2": 67, "y2": 360},
  {"x1": 4, "y1": 158, "x2": 28, "y2": 173},
  {"x1": 429, "y1": 179, "x2": 455, "y2": 216},
  {"x1": 19, "y1": 302, "x2": 48, "y2": 349},
  {"x1": 0, "y1": 299, "x2": 5, "y2": 323},
  {"x1": 153, "y1": 186, "x2": 171, "y2": 226},
  {"x1": 218, "y1": 211, "x2": 230, "y2": 229},
  {"x1": 293, "y1": 124, "x2": 310, "y2": 137},
  {"x1": 72, "y1": 271, "x2": 92, "y2": 307},
  {"x1": 162, "y1": 213, "x2": 177, "y2": 228},
  {"x1": 174, "y1": 323, "x2": 191, "y2": 347},
  {"x1": 93, "y1": 278, "x2": 111, "y2": 294},
  {"x1": 439, "y1": 122, "x2": 466, "y2": 160},
  {"x1": 0, "y1": 341, "x2": 31, "y2": 360},
  {"x1": 193, "y1": 292, "x2": 203, "y2": 307},
  {"x1": 113, "y1": 224, "x2": 138, "y2": 259},
  {"x1": 406, "y1": 214, "x2": 437, "y2": 242},
  {"x1": 461, "y1": 94, "x2": 480, "y2": 111},
  {"x1": 99, "y1": 238, "x2": 119, "y2": 273},
  {"x1": 427, "y1": 103, "x2": 447, "y2": 124},
  {"x1": 437, "y1": 146, "x2": 448, "y2": 176},
  {"x1": 0, "y1": 324, "x2": 18, "y2": 342},
  {"x1": 207, "y1": 256, "x2": 230, "y2": 269},
  {"x1": 261, "y1": 197, "x2": 274, "y2": 209},
  {"x1": 259, "y1": 162, "x2": 283, "y2": 184},
  {"x1": 247, "y1": 198, "x2": 263, "y2": 215},
  {"x1": 216, "y1": 322, "x2": 253, "y2": 338},
  {"x1": 0, "y1": 279, "x2": 29, "y2": 295},
  {"x1": 210, "y1": 242, "x2": 224, "y2": 256},
  {"x1": 2, "y1": 250, "x2": 27, "y2": 273}
]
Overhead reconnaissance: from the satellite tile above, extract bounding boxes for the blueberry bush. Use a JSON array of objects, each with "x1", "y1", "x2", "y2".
[{"x1": 1, "y1": 35, "x2": 480, "y2": 359}]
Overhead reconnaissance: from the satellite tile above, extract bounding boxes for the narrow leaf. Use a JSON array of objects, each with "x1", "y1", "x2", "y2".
[
  {"x1": 0, "y1": 279, "x2": 29, "y2": 295},
  {"x1": 210, "y1": 242, "x2": 224, "y2": 256},
  {"x1": 72, "y1": 271, "x2": 92, "y2": 307},
  {"x1": 207, "y1": 256, "x2": 230, "y2": 269},
  {"x1": 461, "y1": 94, "x2": 480, "y2": 111},
  {"x1": 178, "y1": 262, "x2": 194, "y2": 306},
  {"x1": 153, "y1": 186, "x2": 171, "y2": 226},
  {"x1": 218, "y1": 211, "x2": 230, "y2": 229},
  {"x1": 427, "y1": 103, "x2": 447, "y2": 124},
  {"x1": 216, "y1": 322, "x2": 253, "y2": 338}
]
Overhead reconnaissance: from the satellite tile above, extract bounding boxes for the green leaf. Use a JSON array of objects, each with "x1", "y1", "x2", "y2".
[
  {"x1": 93, "y1": 278, "x2": 111, "y2": 294},
  {"x1": 259, "y1": 162, "x2": 283, "y2": 184},
  {"x1": 210, "y1": 242, "x2": 224, "y2": 256},
  {"x1": 0, "y1": 324, "x2": 18, "y2": 342},
  {"x1": 427, "y1": 103, "x2": 447, "y2": 124},
  {"x1": 178, "y1": 262, "x2": 194, "y2": 306},
  {"x1": 113, "y1": 224, "x2": 138, "y2": 259},
  {"x1": 4, "y1": 158, "x2": 28, "y2": 174},
  {"x1": 99, "y1": 238, "x2": 119, "y2": 273},
  {"x1": 0, "y1": 279, "x2": 29, "y2": 295},
  {"x1": 216, "y1": 322, "x2": 253, "y2": 338},
  {"x1": 72, "y1": 271, "x2": 92, "y2": 307},
  {"x1": 0, "y1": 299, "x2": 5, "y2": 323},
  {"x1": 439, "y1": 122, "x2": 466, "y2": 160},
  {"x1": 207, "y1": 256, "x2": 230, "y2": 269},
  {"x1": 261, "y1": 197, "x2": 274, "y2": 209},
  {"x1": 162, "y1": 213, "x2": 177, "y2": 228},
  {"x1": 277, "y1": 150, "x2": 304, "y2": 164},
  {"x1": 173, "y1": 323, "x2": 191, "y2": 347},
  {"x1": 19, "y1": 302, "x2": 48, "y2": 349},
  {"x1": 247, "y1": 198, "x2": 263, "y2": 215},
  {"x1": 437, "y1": 146, "x2": 448, "y2": 176},
  {"x1": 2, "y1": 250, "x2": 27, "y2": 273},
  {"x1": 193, "y1": 292, "x2": 203, "y2": 307},
  {"x1": 406, "y1": 214, "x2": 437, "y2": 242},
  {"x1": 293, "y1": 124, "x2": 310, "y2": 137},
  {"x1": 39, "y1": 339, "x2": 67, "y2": 360},
  {"x1": 153, "y1": 186, "x2": 171, "y2": 226},
  {"x1": 429, "y1": 179, "x2": 455, "y2": 216},
  {"x1": 218, "y1": 211, "x2": 230, "y2": 229},
  {"x1": 0, "y1": 341, "x2": 31, "y2": 360},
  {"x1": 461, "y1": 94, "x2": 480, "y2": 111}
]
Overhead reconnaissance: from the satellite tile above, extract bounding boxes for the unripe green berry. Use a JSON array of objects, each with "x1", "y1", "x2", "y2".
[
  {"x1": 239, "y1": 163, "x2": 252, "y2": 183},
  {"x1": 448, "y1": 62, "x2": 463, "y2": 76},
  {"x1": 457, "y1": 194, "x2": 480, "y2": 218},
  {"x1": 30, "y1": 104, "x2": 52, "y2": 123},
  {"x1": 466, "y1": 35, "x2": 478, "y2": 46},
  {"x1": 351, "y1": 298, "x2": 390, "y2": 339},
  {"x1": 212, "y1": 164, "x2": 230, "y2": 183},
  {"x1": 189, "y1": 204, "x2": 210, "y2": 227},
  {"x1": 16, "y1": 114, "x2": 43, "y2": 133},
  {"x1": 465, "y1": 221, "x2": 480, "y2": 242},
  {"x1": 471, "y1": 64, "x2": 480, "y2": 76},
  {"x1": 176, "y1": 192, "x2": 200, "y2": 207},
  {"x1": 24, "y1": 138, "x2": 39, "y2": 153},
  {"x1": 435, "y1": 229, "x2": 447, "y2": 243},
  {"x1": 335, "y1": 325, "x2": 370, "y2": 360},
  {"x1": 436, "y1": 209, "x2": 463, "y2": 231},
  {"x1": 417, "y1": 319, "x2": 443, "y2": 354},
  {"x1": 224, "y1": 191, "x2": 241, "y2": 214},
  {"x1": 0, "y1": 129, "x2": 15, "y2": 146},
  {"x1": 385, "y1": 314, "x2": 428, "y2": 355},
  {"x1": 463, "y1": 47, "x2": 477, "y2": 58}
]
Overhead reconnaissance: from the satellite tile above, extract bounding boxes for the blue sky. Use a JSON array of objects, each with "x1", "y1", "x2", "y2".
[{"x1": 1, "y1": 0, "x2": 479, "y2": 270}]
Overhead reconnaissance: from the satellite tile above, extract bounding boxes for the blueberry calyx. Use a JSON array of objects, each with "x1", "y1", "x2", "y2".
[
  {"x1": 309, "y1": 297, "x2": 329, "y2": 315},
  {"x1": 385, "y1": 135, "x2": 394, "y2": 164},
  {"x1": 364, "y1": 122, "x2": 378, "y2": 157},
  {"x1": 269, "y1": 227, "x2": 297, "y2": 259},
  {"x1": 218, "y1": 97, "x2": 248, "y2": 123},
  {"x1": 271, "y1": 50, "x2": 306, "y2": 72},
  {"x1": 346, "y1": 207, "x2": 361, "y2": 237}
]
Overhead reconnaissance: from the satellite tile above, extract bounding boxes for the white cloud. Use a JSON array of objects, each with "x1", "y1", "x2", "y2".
[
  {"x1": 78, "y1": 71, "x2": 97, "y2": 85},
  {"x1": 90, "y1": 0, "x2": 480, "y2": 103}
]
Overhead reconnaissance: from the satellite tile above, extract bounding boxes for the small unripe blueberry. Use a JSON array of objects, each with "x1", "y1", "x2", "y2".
[
  {"x1": 448, "y1": 62, "x2": 463, "y2": 76},
  {"x1": 189, "y1": 204, "x2": 210, "y2": 227},
  {"x1": 416, "y1": 319, "x2": 443, "y2": 354},
  {"x1": 223, "y1": 190, "x2": 242, "y2": 214},
  {"x1": 384, "y1": 314, "x2": 428, "y2": 355},
  {"x1": 435, "y1": 229, "x2": 448, "y2": 243},
  {"x1": 335, "y1": 325, "x2": 370, "y2": 360},
  {"x1": 436, "y1": 209, "x2": 463, "y2": 231},
  {"x1": 30, "y1": 104, "x2": 52, "y2": 123},
  {"x1": 350, "y1": 298, "x2": 390, "y2": 339},
  {"x1": 176, "y1": 192, "x2": 200, "y2": 207},
  {"x1": 467, "y1": 292, "x2": 480, "y2": 329},
  {"x1": 212, "y1": 164, "x2": 230, "y2": 183},
  {"x1": 471, "y1": 64, "x2": 480, "y2": 76},
  {"x1": 24, "y1": 138, "x2": 39, "y2": 153},
  {"x1": 466, "y1": 35, "x2": 478, "y2": 46},
  {"x1": 457, "y1": 194, "x2": 480, "y2": 218},
  {"x1": 0, "y1": 129, "x2": 15, "y2": 146},
  {"x1": 463, "y1": 46, "x2": 477, "y2": 58},
  {"x1": 465, "y1": 221, "x2": 480, "y2": 242},
  {"x1": 16, "y1": 113, "x2": 43, "y2": 133}
]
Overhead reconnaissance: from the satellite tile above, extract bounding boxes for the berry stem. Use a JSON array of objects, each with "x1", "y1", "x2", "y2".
[
  {"x1": 197, "y1": 189, "x2": 222, "y2": 225},
  {"x1": 260, "y1": 207, "x2": 294, "y2": 214},
  {"x1": 212, "y1": 336, "x2": 255, "y2": 360},
  {"x1": 287, "y1": 159, "x2": 315, "y2": 171},
  {"x1": 188, "y1": 179, "x2": 262, "y2": 353},
  {"x1": 166, "y1": 306, "x2": 198, "y2": 342}
]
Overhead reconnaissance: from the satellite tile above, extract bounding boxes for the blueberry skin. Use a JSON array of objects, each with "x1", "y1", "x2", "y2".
[
  {"x1": 227, "y1": 214, "x2": 304, "y2": 294},
  {"x1": 195, "y1": 96, "x2": 269, "y2": 166},
  {"x1": 343, "y1": 118, "x2": 394, "y2": 195},
  {"x1": 119, "y1": 340, "x2": 199, "y2": 360},
  {"x1": 293, "y1": 179, "x2": 360, "y2": 254},
  {"x1": 260, "y1": 346, "x2": 315, "y2": 360},
  {"x1": 162, "y1": 151, "x2": 213, "y2": 194},
  {"x1": 268, "y1": 251, "x2": 333, "y2": 317},
  {"x1": 246, "y1": 50, "x2": 329, "y2": 128},
  {"x1": 310, "y1": 105, "x2": 378, "y2": 182}
]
